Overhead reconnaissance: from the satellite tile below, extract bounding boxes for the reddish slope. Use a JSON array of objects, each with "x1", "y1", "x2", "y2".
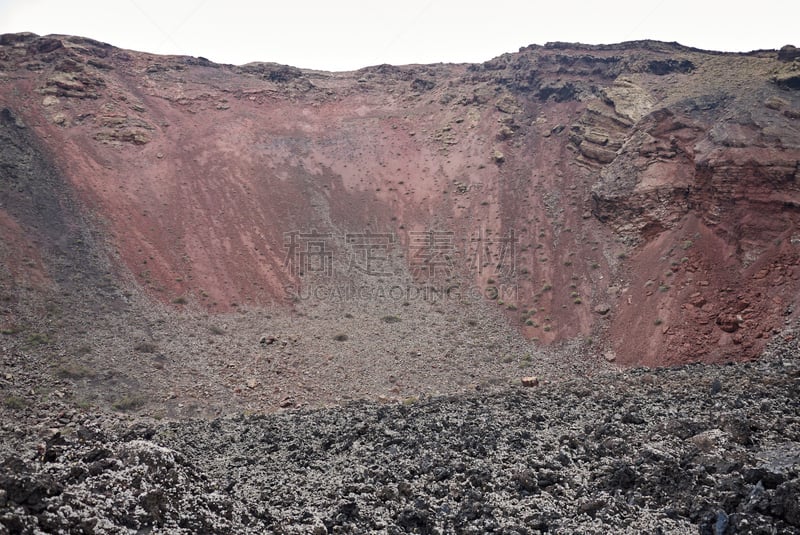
[{"x1": 1, "y1": 33, "x2": 799, "y2": 365}]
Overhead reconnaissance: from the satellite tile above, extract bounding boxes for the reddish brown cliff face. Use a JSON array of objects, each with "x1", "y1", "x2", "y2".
[{"x1": 1, "y1": 33, "x2": 798, "y2": 366}]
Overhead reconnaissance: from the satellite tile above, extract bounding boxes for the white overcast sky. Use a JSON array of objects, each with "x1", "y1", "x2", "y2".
[{"x1": 0, "y1": 1, "x2": 797, "y2": 71}]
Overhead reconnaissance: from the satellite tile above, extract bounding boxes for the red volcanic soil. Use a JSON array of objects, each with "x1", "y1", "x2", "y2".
[{"x1": 1, "y1": 33, "x2": 799, "y2": 368}]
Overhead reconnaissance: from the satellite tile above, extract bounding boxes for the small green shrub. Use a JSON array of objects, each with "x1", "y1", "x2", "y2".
[
  {"x1": 73, "y1": 398, "x2": 92, "y2": 410},
  {"x1": 27, "y1": 333, "x2": 50, "y2": 346},
  {"x1": 56, "y1": 364, "x2": 93, "y2": 380},
  {"x1": 2, "y1": 396, "x2": 26, "y2": 410},
  {"x1": 1, "y1": 325, "x2": 23, "y2": 335},
  {"x1": 112, "y1": 395, "x2": 146, "y2": 412}
]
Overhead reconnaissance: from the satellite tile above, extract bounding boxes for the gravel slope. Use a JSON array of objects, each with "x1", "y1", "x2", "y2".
[{"x1": 1, "y1": 338, "x2": 799, "y2": 534}]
